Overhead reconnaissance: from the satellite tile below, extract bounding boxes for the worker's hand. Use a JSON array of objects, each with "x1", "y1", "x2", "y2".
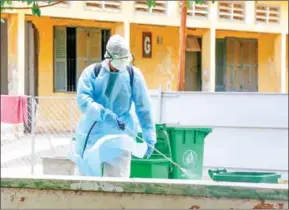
[
  {"x1": 104, "y1": 109, "x2": 125, "y2": 130},
  {"x1": 145, "y1": 140, "x2": 155, "y2": 158},
  {"x1": 104, "y1": 109, "x2": 118, "y2": 120}
]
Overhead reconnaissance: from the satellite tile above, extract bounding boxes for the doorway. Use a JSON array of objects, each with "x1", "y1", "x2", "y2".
[
  {"x1": 184, "y1": 36, "x2": 202, "y2": 91},
  {"x1": 1, "y1": 20, "x2": 8, "y2": 94},
  {"x1": 25, "y1": 21, "x2": 39, "y2": 97},
  {"x1": 25, "y1": 21, "x2": 39, "y2": 133},
  {"x1": 53, "y1": 26, "x2": 111, "y2": 92},
  {"x1": 66, "y1": 27, "x2": 77, "y2": 92}
]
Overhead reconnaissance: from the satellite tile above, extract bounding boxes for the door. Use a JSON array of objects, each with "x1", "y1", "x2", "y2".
[
  {"x1": 76, "y1": 28, "x2": 88, "y2": 83},
  {"x1": 1, "y1": 20, "x2": 8, "y2": 94},
  {"x1": 76, "y1": 27, "x2": 103, "y2": 85},
  {"x1": 184, "y1": 52, "x2": 201, "y2": 91},
  {"x1": 240, "y1": 39, "x2": 258, "y2": 92},
  {"x1": 101, "y1": 29, "x2": 111, "y2": 60},
  {"x1": 54, "y1": 26, "x2": 67, "y2": 92},
  {"x1": 225, "y1": 38, "x2": 242, "y2": 91},
  {"x1": 87, "y1": 28, "x2": 102, "y2": 66},
  {"x1": 24, "y1": 21, "x2": 39, "y2": 133},
  {"x1": 215, "y1": 39, "x2": 225, "y2": 91},
  {"x1": 25, "y1": 21, "x2": 39, "y2": 96},
  {"x1": 218, "y1": 38, "x2": 258, "y2": 92},
  {"x1": 227, "y1": 38, "x2": 258, "y2": 92}
]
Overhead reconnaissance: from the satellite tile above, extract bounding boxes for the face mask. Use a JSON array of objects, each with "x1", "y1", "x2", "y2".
[{"x1": 111, "y1": 59, "x2": 130, "y2": 71}]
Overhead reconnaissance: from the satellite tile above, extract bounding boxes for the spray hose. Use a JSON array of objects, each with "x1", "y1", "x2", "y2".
[{"x1": 125, "y1": 127, "x2": 184, "y2": 171}]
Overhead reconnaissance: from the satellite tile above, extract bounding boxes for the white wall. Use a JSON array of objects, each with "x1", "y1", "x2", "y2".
[{"x1": 138, "y1": 91, "x2": 288, "y2": 177}]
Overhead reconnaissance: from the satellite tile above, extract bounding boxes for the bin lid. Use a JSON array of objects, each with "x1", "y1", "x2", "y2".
[
  {"x1": 165, "y1": 124, "x2": 212, "y2": 133},
  {"x1": 208, "y1": 169, "x2": 281, "y2": 183}
]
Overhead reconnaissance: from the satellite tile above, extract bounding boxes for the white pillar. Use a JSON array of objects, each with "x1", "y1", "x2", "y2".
[
  {"x1": 202, "y1": 28, "x2": 216, "y2": 92},
  {"x1": 168, "y1": 1, "x2": 179, "y2": 19},
  {"x1": 115, "y1": 21, "x2": 130, "y2": 48},
  {"x1": 209, "y1": 28, "x2": 216, "y2": 92},
  {"x1": 119, "y1": 1, "x2": 132, "y2": 45},
  {"x1": 209, "y1": 1, "x2": 218, "y2": 25},
  {"x1": 17, "y1": 12, "x2": 25, "y2": 95},
  {"x1": 245, "y1": 1, "x2": 255, "y2": 25},
  {"x1": 123, "y1": 21, "x2": 130, "y2": 45},
  {"x1": 121, "y1": 1, "x2": 134, "y2": 21}
]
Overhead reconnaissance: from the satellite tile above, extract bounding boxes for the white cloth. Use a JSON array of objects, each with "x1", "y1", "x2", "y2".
[
  {"x1": 74, "y1": 151, "x2": 131, "y2": 178},
  {"x1": 103, "y1": 151, "x2": 131, "y2": 177}
]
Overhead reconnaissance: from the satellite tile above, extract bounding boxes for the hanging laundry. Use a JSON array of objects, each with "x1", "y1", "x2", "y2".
[{"x1": 1, "y1": 95, "x2": 28, "y2": 124}]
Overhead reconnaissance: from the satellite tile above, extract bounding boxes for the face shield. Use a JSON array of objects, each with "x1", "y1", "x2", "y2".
[
  {"x1": 105, "y1": 51, "x2": 133, "y2": 70},
  {"x1": 104, "y1": 35, "x2": 132, "y2": 71}
]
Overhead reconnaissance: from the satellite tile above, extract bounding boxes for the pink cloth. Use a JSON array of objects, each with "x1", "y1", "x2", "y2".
[{"x1": 1, "y1": 95, "x2": 28, "y2": 124}]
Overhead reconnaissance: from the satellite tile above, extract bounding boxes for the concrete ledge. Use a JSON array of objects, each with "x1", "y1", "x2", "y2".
[
  {"x1": 41, "y1": 156, "x2": 288, "y2": 181},
  {"x1": 42, "y1": 156, "x2": 75, "y2": 175},
  {"x1": 1, "y1": 174, "x2": 288, "y2": 201}
]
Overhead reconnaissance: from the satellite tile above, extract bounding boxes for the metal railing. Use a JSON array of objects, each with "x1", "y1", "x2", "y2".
[
  {"x1": 1, "y1": 92, "x2": 287, "y2": 179},
  {"x1": 1, "y1": 95, "x2": 80, "y2": 175},
  {"x1": 0, "y1": 93, "x2": 157, "y2": 175}
]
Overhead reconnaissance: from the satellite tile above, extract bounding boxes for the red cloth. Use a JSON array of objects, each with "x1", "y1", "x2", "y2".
[{"x1": 1, "y1": 95, "x2": 28, "y2": 124}]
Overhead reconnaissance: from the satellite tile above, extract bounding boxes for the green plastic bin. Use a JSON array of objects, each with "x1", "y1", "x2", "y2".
[
  {"x1": 208, "y1": 169, "x2": 281, "y2": 184},
  {"x1": 130, "y1": 158, "x2": 171, "y2": 178},
  {"x1": 166, "y1": 125, "x2": 212, "y2": 180},
  {"x1": 130, "y1": 124, "x2": 173, "y2": 179}
]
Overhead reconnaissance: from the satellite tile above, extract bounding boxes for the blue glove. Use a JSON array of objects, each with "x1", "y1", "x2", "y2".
[
  {"x1": 105, "y1": 109, "x2": 125, "y2": 131},
  {"x1": 145, "y1": 141, "x2": 155, "y2": 158}
]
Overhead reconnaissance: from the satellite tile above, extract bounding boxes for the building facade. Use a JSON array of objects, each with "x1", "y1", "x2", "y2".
[{"x1": 1, "y1": 1, "x2": 288, "y2": 96}]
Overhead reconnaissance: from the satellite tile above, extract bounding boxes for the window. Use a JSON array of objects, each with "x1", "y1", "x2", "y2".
[
  {"x1": 53, "y1": 26, "x2": 110, "y2": 92},
  {"x1": 185, "y1": 1, "x2": 209, "y2": 18},
  {"x1": 85, "y1": 1, "x2": 121, "y2": 12},
  {"x1": 218, "y1": 1, "x2": 245, "y2": 21},
  {"x1": 255, "y1": 4, "x2": 280, "y2": 24},
  {"x1": 134, "y1": 1, "x2": 167, "y2": 15}
]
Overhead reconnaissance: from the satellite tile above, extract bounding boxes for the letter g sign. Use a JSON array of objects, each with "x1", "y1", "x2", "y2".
[{"x1": 142, "y1": 32, "x2": 152, "y2": 58}]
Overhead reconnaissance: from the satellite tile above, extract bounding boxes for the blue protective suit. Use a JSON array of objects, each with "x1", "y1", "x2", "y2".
[{"x1": 70, "y1": 59, "x2": 156, "y2": 176}]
